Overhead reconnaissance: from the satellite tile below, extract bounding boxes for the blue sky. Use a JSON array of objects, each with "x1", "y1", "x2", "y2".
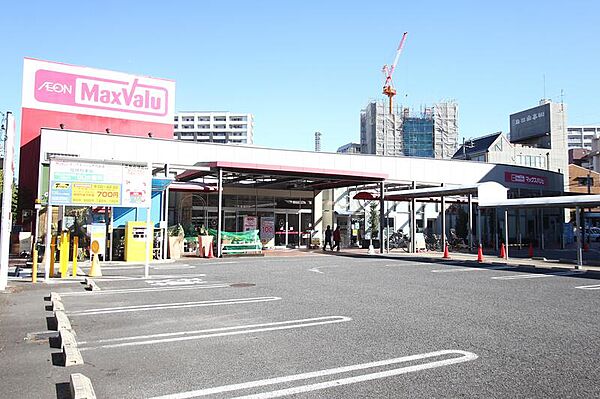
[{"x1": 1, "y1": 0, "x2": 599, "y2": 153}]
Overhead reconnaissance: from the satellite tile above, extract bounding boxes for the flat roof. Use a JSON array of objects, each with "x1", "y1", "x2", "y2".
[
  {"x1": 480, "y1": 194, "x2": 600, "y2": 209},
  {"x1": 176, "y1": 161, "x2": 387, "y2": 191}
]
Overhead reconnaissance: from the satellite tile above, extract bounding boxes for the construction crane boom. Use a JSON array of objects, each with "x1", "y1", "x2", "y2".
[{"x1": 382, "y1": 32, "x2": 408, "y2": 114}]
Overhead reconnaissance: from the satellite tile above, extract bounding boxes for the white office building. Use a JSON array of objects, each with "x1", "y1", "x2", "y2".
[
  {"x1": 174, "y1": 112, "x2": 254, "y2": 144},
  {"x1": 567, "y1": 126, "x2": 600, "y2": 150}
]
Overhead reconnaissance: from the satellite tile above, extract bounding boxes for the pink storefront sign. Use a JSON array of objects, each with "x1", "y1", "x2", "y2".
[
  {"x1": 504, "y1": 171, "x2": 547, "y2": 186},
  {"x1": 34, "y1": 69, "x2": 169, "y2": 117}
]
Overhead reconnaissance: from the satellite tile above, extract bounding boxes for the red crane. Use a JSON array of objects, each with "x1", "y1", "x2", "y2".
[{"x1": 382, "y1": 32, "x2": 408, "y2": 114}]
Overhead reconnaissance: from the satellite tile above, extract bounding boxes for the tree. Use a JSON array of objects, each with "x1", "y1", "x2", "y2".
[
  {"x1": 367, "y1": 202, "x2": 379, "y2": 239},
  {"x1": 455, "y1": 206, "x2": 468, "y2": 239},
  {"x1": 0, "y1": 172, "x2": 18, "y2": 216}
]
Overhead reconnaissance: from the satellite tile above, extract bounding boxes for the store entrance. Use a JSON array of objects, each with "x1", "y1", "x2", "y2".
[{"x1": 275, "y1": 212, "x2": 300, "y2": 247}]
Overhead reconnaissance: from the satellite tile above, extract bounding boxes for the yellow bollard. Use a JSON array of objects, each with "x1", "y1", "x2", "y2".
[
  {"x1": 32, "y1": 248, "x2": 38, "y2": 283},
  {"x1": 49, "y1": 235, "x2": 56, "y2": 278},
  {"x1": 72, "y1": 236, "x2": 79, "y2": 277},
  {"x1": 60, "y1": 231, "x2": 70, "y2": 278}
]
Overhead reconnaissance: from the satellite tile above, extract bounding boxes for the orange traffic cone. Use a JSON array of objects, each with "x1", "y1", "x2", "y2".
[
  {"x1": 528, "y1": 243, "x2": 534, "y2": 258},
  {"x1": 207, "y1": 243, "x2": 215, "y2": 258},
  {"x1": 443, "y1": 243, "x2": 450, "y2": 259},
  {"x1": 477, "y1": 244, "x2": 484, "y2": 263},
  {"x1": 499, "y1": 243, "x2": 506, "y2": 259}
]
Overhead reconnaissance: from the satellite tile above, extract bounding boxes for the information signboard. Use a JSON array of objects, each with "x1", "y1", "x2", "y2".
[{"x1": 48, "y1": 158, "x2": 151, "y2": 208}]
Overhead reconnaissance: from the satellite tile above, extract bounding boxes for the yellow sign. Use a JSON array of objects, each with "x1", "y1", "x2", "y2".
[
  {"x1": 91, "y1": 240, "x2": 100, "y2": 254},
  {"x1": 72, "y1": 183, "x2": 120, "y2": 205},
  {"x1": 53, "y1": 182, "x2": 70, "y2": 190}
]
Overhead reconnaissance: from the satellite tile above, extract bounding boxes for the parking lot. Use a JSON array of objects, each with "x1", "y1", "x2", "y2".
[{"x1": 3, "y1": 253, "x2": 600, "y2": 398}]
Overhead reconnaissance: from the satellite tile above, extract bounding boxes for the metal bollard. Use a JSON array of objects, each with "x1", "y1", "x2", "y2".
[
  {"x1": 32, "y1": 249, "x2": 38, "y2": 283},
  {"x1": 72, "y1": 236, "x2": 79, "y2": 277}
]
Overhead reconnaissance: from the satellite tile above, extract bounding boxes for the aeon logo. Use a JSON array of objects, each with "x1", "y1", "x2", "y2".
[
  {"x1": 37, "y1": 81, "x2": 73, "y2": 95},
  {"x1": 33, "y1": 69, "x2": 169, "y2": 117}
]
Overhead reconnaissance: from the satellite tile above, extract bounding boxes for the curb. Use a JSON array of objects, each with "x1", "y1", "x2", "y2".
[
  {"x1": 70, "y1": 373, "x2": 96, "y2": 399},
  {"x1": 84, "y1": 278, "x2": 101, "y2": 291},
  {"x1": 54, "y1": 310, "x2": 72, "y2": 331}
]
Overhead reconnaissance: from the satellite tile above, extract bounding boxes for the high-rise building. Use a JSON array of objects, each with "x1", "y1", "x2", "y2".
[
  {"x1": 402, "y1": 115, "x2": 434, "y2": 158},
  {"x1": 174, "y1": 112, "x2": 254, "y2": 144},
  {"x1": 360, "y1": 100, "x2": 458, "y2": 159},
  {"x1": 360, "y1": 101, "x2": 402, "y2": 156},
  {"x1": 567, "y1": 126, "x2": 600, "y2": 150}
]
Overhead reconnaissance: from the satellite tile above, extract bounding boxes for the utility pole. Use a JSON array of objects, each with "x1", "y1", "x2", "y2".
[{"x1": 462, "y1": 137, "x2": 474, "y2": 160}]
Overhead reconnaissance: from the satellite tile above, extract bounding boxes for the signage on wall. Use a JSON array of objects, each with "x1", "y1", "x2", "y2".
[
  {"x1": 22, "y1": 58, "x2": 175, "y2": 124},
  {"x1": 509, "y1": 103, "x2": 551, "y2": 142},
  {"x1": 48, "y1": 158, "x2": 151, "y2": 207},
  {"x1": 504, "y1": 171, "x2": 547, "y2": 186}
]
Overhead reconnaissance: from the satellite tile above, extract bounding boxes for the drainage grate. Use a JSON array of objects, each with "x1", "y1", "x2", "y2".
[{"x1": 229, "y1": 283, "x2": 256, "y2": 288}]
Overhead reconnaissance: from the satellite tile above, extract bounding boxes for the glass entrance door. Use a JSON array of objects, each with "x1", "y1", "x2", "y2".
[{"x1": 275, "y1": 213, "x2": 287, "y2": 246}]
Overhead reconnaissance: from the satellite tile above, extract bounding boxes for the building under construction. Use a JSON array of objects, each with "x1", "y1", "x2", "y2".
[{"x1": 360, "y1": 100, "x2": 459, "y2": 159}]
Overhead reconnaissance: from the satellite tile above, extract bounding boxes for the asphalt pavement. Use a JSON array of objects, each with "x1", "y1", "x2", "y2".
[{"x1": 1, "y1": 253, "x2": 599, "y2": 398}]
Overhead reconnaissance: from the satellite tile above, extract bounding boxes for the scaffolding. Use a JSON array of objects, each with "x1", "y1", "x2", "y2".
[
  {"x1": 360, "y1": 101, "x2": 402, "y2": 157},
  {"x1": 433, "y1": 100, "x2": 459, "y2": 159}
]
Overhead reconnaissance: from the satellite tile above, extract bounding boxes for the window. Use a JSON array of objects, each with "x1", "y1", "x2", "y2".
[
  {"x1": 198, "y1": 116, "x2": 210, "y2": 121},
  {"x1": 182, "y1": 116, "x2": 194, "y2": 122},
  {"x1": 230, "y1": 116, "x2": 247, "y2": 121},
  {"x1": 214, "y1": 116, "x2": 226, "y2": 121},
  {"x1": 174, "y1": 116, "x2": 179, "y2": 122},
  {"x1": 197, "y1": 124, "x2": 210, "y2": 129},
  {"x1": 182, "y1": 124, "x2": 194, "y2": 129},
  {"x1": 576, "y1": 176, "x2": 593, "y2": 186},
  {"x1": 174, "y1": 124, "x2": 179, "y2": 129},
  {"x1": 214, "y1": 124, "x2": 226, "y2": 129}
]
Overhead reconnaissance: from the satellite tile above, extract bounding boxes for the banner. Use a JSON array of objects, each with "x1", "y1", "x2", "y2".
[
  {"x1": 49, "y1": 158, "x2": 151, "y2": 208},
  {"x1": 243, "y1": 216, "x2": 257, "y2": 231},
  {"x1": 260, "y1": 217, "x2": 275, "y2": 247}
]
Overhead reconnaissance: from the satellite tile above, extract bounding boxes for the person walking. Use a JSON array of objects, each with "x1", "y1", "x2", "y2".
[
  {"x1": 323, "y1": 225, "x2": 333, "y2": 251},
  {"x1": 333, "y1": 226, "x2": 341, "y2": 252}
]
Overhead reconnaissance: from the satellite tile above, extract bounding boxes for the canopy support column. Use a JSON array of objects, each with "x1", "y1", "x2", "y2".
[
  {"x1": 468, "y1": 194, "x2": 473, "y2": 252},
  {"x1": 410, "y1": 181, "x2": 416, "y2": 253},
  {"x1": 504, "y1": 208, "x2": 509, "y2": 260},
  {"x1": 217, "y1": 168, "x2": 223, "y2": 258},
  {"x1": 477, "y1": 206, "x2": 482, "y2": 247},
  {"x1": 441, "y1": 195, "x2": 446, "y2": 252},
  {"x1": 379, "y1": 182, "x2": 385, "y2": 254},
  {"x1": 576, "y1": 206, "x2": 582, "y2": 268}
]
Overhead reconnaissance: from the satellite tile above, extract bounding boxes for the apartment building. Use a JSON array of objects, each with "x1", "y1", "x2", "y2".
[
  {"x1": 567, "y1": 126, "x2": 600, "y2": 150},
  {"x1": 174, "y1": 112, "x2": 254, "y2": 144}
]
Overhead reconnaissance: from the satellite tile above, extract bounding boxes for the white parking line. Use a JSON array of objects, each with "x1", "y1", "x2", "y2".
[
  {"x1": 78, "y1": 273, "x2": 208, "y2": 282},
  {"x1": 308, "y1": 266, "x2": 340, "y2": 274},
  {"x1": 574, "y1": 284, "x2": 600, "y2": 290},
  {"x1": 99, "y1": 264, "x2": 191, "y2": 270},
  {"x1": 147, "y1": 277, "x2": 208, "y2": 286},
  {"x1": 148, "y1": 349, "x2": 477, "y2": 399},
  {"x1": 491, "y1": 271, "x2": 584, "y2": 280},
  {"x1": 68, "y1": 296, "x2": 281, "y2": 316},
  {"x1": 432, "y1": 266, "x2": 513, "y2": 273},
  {"x1": 58, "y1": 284, "x2": 230, "y2": 297},
  {"x1": 78, "y1": 316, "x2": 351, "y2": 351}
]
